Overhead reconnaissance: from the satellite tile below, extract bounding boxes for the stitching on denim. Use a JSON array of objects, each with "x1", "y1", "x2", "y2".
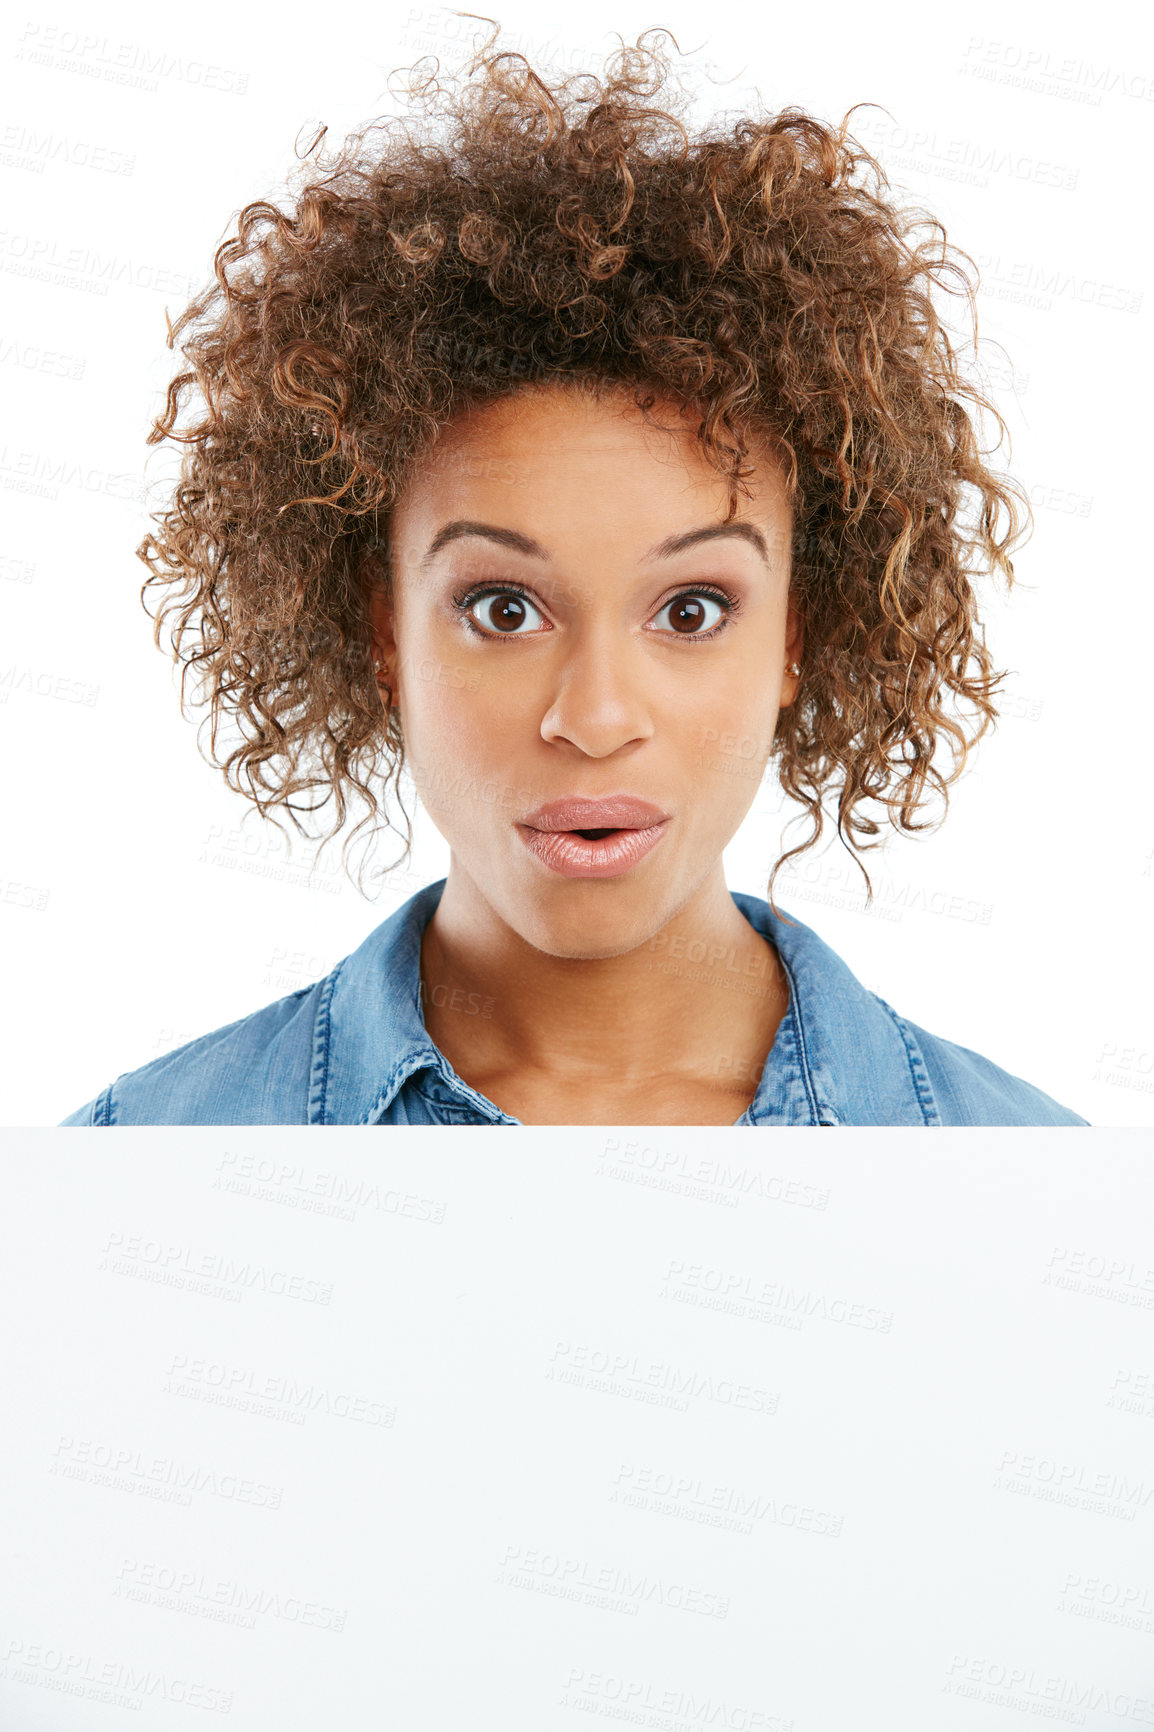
[
  {"x1": 410, "y1": 1087, "x2": 486, "y2": 1124},
  {"x1": 873, "y1": 996, "x2": 941, "y2": 1126},
  {"x1": 384, "y1": 1067, "x2": 512, "y2": 1125},
  {"x1": 97, "y1": 1083, "x2": 114, "y2": 1126},
  {"x1": 360, "y1": 1055, "x2": 444, "y2": 1124},
  {"x1": 773, "y1": 953, "x2": 830, "y2": 1125},
  {"x1": 415, "y1": 1072, "x2": 519, "y2": 1123},
  {"x1": 362, "y1": 1080, "x2": 394, "y2": 1125},
  {"x1": 362, "y1": 1045, "x2": 520, "y2": 1124},
  {"x1": 307, "y1": 966, "x2": 341, "y2": 1125}
]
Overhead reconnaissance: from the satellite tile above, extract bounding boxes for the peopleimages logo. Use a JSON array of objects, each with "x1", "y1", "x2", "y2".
[
  {"x1": 944, "y1": 1652, "x2": 1154, "y2": 1723},
  {"x1": 960, "y1": 36, "x2": 1154, "y2": 104},
  {"x1": 99, "y1": 1231, "x2": 334, "y2": 1306},
  {"x1": 851, "y1": 114, "x2": 1079, "y2": 190},
  {"x1": 0, "y1": 336, "x2": 85, "y2": 379},
  {"x1": 1058, "y1": 1570, "x2": 1154, "y2": 1636},
  {"x1": 0, "y1": 876, "x2": 50, "y2": 912},
  {"x1": 114, "y1": 1559, "x2": 348, "y2": 1632},
  {"x1": 0, "y1": 444, "x2": 145, "y2": 503},
  {"x1": 995, "y1": 1452, "x2": 1153, "y2": 1504},
  {"x1": 546, "y1": 1340, "x2": 780, "y2": 1416},
  {"x1": 15, "y1": 24, "x2": 249, "y2": 96},
  {"x1": 49, "y1": 1435, "x2": 284, "y2": 1509},
  {"x1": 660, "y1": 1260, "x2": 894, "y2": 1334},
  {"x1": 1, "y1": 1638, "x2": 233, "y2": 1715},
  {"x1": 163, "y1": 1354, "x2": 396, "y2": 1429},
  {"x1": 558, "y1": 1669, "x2": 794, "y2": 1731},
  {"x1": 976, "y1": 250, "x2": 1142, "y2": 314},
  {"x1": 0, "y1": 122, "x2": 135, "y2": 175},
  {"x1": 597, "y1": 1138, "x2": 831, "y2": 1211},
  {"x1": 1044, "y1": 1243, "x2": 1154, "y2": 1305},
  {"x1": 214, "y1": 1149, "x2": 447, "y2": 1225},
  {"x1": 0, "y1": 664, "x2": 98, "y2": 705},
  {"x1": 0, "y1": 228, "x2": 198, "y2": 297},
  {"x1": 992, "y1": 1450, "x2": 1152, "y2": 1522},
  {"x1": 496, "y1": 1544, "x2": 731, "y2": 1619},
  {"x1": 611, "y1": 1465, "x2": 844, "y2": 1539}
]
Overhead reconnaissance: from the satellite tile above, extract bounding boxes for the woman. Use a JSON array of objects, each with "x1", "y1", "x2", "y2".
[{"x1": 61, "y1": 31, "x2": 1086, "y2": 1127}]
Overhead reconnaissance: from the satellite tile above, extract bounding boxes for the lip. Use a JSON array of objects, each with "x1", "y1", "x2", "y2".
[
  {"x1": 517, "y1": 821, "x2": 670, "y2": 879},
  {"x1": 519, "y1": 795, "x2": 671, "y2": 832},
  {"x1": 517, "y1": 794, "x2": 673, "y2": 880}
]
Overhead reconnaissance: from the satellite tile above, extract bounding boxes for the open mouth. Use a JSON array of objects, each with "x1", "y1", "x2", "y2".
[
  {"x1": 516, "y1": 796, "x2": 671, "y2": 878},
  {"x1": 517, "y1": 818, "x2": 670, "y2": 878}
]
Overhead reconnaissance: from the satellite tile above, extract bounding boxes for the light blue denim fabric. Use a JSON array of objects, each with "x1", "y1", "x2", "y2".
[{"x1": 60, "y1": 876, "x2": 1088, "y2": 1127}]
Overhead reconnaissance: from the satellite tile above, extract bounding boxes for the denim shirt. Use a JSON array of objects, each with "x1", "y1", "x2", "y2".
[{"x1": 60, "y1": 877, "x2": 1087, "y2": 1127}]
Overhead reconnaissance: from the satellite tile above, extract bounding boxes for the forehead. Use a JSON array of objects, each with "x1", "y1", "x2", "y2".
[{"x1": 392, "y1": 383, "x2": 791, "y2": 534}]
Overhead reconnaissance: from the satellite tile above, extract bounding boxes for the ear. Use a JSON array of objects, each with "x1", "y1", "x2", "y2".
[
  {"x1": 362, "y1": 548, "x2": 398, "y2": 669},
  {"x1": 786, "y1": 595, "x2": 803, "y2": 663},
  {"x1": 780, "y1": 594, "x2": 804, "y2": 707}
]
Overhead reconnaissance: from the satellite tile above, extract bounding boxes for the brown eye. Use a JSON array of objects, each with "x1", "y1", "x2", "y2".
[
  {"x1": 670, "y1": 598, "x2": 706, "y2": 633},
  {"x1": 653, "y1": 593, "x2": 728, "y2": 636},
  {"x1": 469, "y1": 591, "x2": 546, "y2": 635},
  {"x1": 488, "y1": 596, "x2": 526, "y2": 631}
]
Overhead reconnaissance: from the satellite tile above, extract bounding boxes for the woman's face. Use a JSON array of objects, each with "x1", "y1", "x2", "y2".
[{"x1": 372, "y1": 383, "x2": 801, "y2": 958}]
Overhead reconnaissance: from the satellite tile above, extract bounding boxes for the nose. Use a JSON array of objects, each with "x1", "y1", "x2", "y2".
[{"x1": 538, "y1": 626, "x2": 656, "y2": 758}]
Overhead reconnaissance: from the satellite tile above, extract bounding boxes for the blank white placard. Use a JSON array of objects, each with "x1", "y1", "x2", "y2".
[{"x1": 1, "y1": 1125, "x2": 1152, "y2": 1731}]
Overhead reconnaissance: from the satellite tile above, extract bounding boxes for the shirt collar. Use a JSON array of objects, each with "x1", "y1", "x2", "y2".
[
  {"x1": 729, "y1": 890, "x2": 938, "y2": 1126},
  {"x1": 313, "y1": 877, "x2": 935, "y2": 1126},
  {"x1": 311, "y1": 877, "x2": 505, "y2": 1125}
]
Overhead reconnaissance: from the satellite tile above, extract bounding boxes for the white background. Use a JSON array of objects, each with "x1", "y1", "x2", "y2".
[
  {"x1": 0, "y1": 0, "x2": 1151, "y2": 1124},
  {"x1": 2, "y1": 1128, "x2": 1153, "y2": 1731}
]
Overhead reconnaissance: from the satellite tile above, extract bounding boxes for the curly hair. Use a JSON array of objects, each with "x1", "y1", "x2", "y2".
[{"x1": 140, "y1": 21, "x2": 1030, "y2": 903}]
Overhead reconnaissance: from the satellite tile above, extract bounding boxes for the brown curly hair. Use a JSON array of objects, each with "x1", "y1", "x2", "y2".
[{"x1": 140, "y1": 21, "x2": 1030, "y2": 902}]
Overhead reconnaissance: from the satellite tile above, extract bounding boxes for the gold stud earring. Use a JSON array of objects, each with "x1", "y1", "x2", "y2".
[{"x1": 786, "y1": 660, "x2": 801, "y2": 677}]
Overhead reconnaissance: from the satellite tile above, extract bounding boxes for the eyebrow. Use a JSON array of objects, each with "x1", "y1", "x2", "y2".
[{"x1": 421, "y1": 519, "x2": 771, "y2": 566}]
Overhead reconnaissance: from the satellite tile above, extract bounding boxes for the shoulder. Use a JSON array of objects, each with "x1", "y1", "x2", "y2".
[
  {"x1": 879, "y1": 1002, "x2": 1090, "y2": 1127},
  {"x1": 57, "y1": 978, "x2": 330, "y2": 1126},
  {"x1": 736, "y1": 892, "x2": 1089, "y2": 1127},
  {"x1": 57, "y1": 879, "x2": 446, "y2": 1127}
]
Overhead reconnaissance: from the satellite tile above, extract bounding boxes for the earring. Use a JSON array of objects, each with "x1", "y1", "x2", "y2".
[
  {"x1": 371, "y1": 657, "x2": 394, "y2": 707},
  {"x1": 786, "y1": 660, "x2": 801, "y2": 677}
]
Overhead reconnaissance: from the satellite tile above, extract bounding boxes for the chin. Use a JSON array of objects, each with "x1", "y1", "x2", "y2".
[
  {"x1": 533, "y1": 933, "x2": 651, "y2": 963},
  {"x1": 508, "y1": 889, "x2": 664, "y2": 961}
]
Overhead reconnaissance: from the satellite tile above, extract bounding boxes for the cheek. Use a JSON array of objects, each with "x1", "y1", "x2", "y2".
[
  {"x1": 684, "y1": 664, "x2": 781, "y2": 768},
  {"x1": 404, "y1": 681, "x2": 481, "y2": 761},
  {"x1": 400, "y1": 669, "x2": 531, "y2": 827}
]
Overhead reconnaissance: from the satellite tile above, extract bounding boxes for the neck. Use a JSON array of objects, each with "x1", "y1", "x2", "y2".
[{"x1": 418, "y1": 859, "x2": 788, "y2": 1096}]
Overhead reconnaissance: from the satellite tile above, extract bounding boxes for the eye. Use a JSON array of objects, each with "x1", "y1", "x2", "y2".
[
  {"x1": 650, "y1": 590, "x2": 733, "y2": 639},
  {"x1": 455, "y1": 585, "x2": 549, "y2": 638}
]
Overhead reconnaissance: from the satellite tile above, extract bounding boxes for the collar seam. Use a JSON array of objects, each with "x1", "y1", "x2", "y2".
[
  {"x1": 421, "y1": 1067, "x2": 518, "y2": 1124},
  {"x1": 307, "y1": 963, "x2": 342, "y2": 1125},
  {"x1": 771, "y1": 948, "x2": 838, "y2": 1126},
  {"x1": 360, "y1": 1051, "x2": 442, "y2": 1124},
  {"x1": 414, "y1": 1038, "x2": 521, "y2": 1123},
  {"x1": 872, "y1": 995, "x2": 942, "y2": 1126},
  {"x1": 409, "y1": 1076, "x2": 506, "y2": 1123}
]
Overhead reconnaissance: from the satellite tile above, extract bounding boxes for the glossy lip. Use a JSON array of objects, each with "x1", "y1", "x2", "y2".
[
  {"x1": 519, "y1": 795, "x2": 671, "y2": 833},
  {"x1": 517, "y1": 820, "x2": 670, "y2": 879},
  {"x1": 517, "y1": 794, "x2": 673, "y2": 880}
]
